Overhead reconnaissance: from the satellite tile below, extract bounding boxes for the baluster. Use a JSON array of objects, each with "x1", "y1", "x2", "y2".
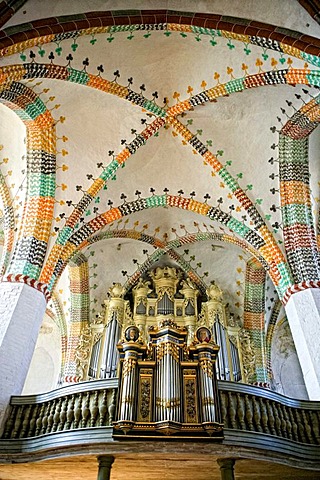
[
  {"x1": 236, "y1": 393, "x2": 246, "y2": 430},
  {"x1": 73, "y1": 393, "x2": 83, "y2": 429},
  {"x1": 99, "y1": 390, "x2": 108, "y2": 426},
  {"x1": 46, "y1": 400, "x2": 56, "y2": 434},
  {"x1": 227, "y1": 392, "x2": 237, "y2": 429},
  {"x1": 108, "y1": 389, "x2": 117, "y2": 425},
  {"x1": 259, "y1": 398, "x2": 269, "y2": 434},
  {"x1": 219, "y1": 392, "x2": 228, "y2": 426},
  {"x1": 41, "y1": 402, "x2": 51, "y2": 435},
  {"x1": 53, "y1": 398, "x2": 62, "y2": 432},
  {"x1": 2, "y1": 405, "x2": 16, "y2": 439},
  {"x1": 266, "y1": 400, "x2": 276, "y2": 436},
  {"x1": 271, "y1": 401, "x2": 281, "y2": 436},
  {"x1": 35, "y1": 403, "x2": 46, "y2": 436},
  {"x1": 282, "y1": 405, "x2": 292, "y2": 440},
  {"x1": 20, "y1": 404, "x2": 32, "y2": 438},
  {"x1": 58, "y1": 397, "x2": 68, "y2": 431},
  {"x1": 310, "y1": 410, "x2": 320, "y2": 444},
  {"x1": 66, "y1": 395, "x2": 75, "y2": 430},
  {"x1": 277, "y1": 403, "x2": 287, "y2": 438},
  {"x1": 266, "y1": 399, "x2": 277, "y2": 435},
  {"x1": 244, "y1": 395, "x2": 254, "y2": 431},
  {"x1": 12, "y1": 405, "x2": 25, "y2": 438},
  {"x1": 294, "y1": 409, "x2": 306, "y2": 443},
  {"x1": 301, "y1": 410, "x2": 314, "y2": 444},
  {"x1": 81, "y1": 392, "x2": 91, "y2": 427},
  {"x1": 91, "y1": 391, "x2": 99, "y2": 427},
  {"x1": 252, "y1": 396, "x2": 262, "y2": 433},
  {"x1": 288, "y1": 407, "x2": 299, "y2": 442},
  {"x1": 27, "y1": 404, "x2": 40, "y2": 437}
]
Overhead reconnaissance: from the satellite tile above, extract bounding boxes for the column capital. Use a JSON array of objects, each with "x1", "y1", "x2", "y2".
[
  {"x1": 0, "y1": 274, "x2": 50, "y2": 302},
  {"x1": 97, "y1": 455, "x2": 115, "y2": 468},
  {"x1": 97, "y1": 455, "x2": 114, "y2": 480},
  {"x1": 217, "y1": 458, "x2": 235, "y2": 469},
  {"x1": 217, "y1": 458, "x2": 235, "y2": 480}
]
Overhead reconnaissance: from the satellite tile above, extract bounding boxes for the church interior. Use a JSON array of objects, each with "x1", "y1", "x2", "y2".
[{"x1": 0, "y1": 1, "x2": 320, "y2": 478}]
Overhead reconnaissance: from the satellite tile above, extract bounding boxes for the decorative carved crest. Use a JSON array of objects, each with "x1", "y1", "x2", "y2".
[
  {"x1": 239, "y1": 328, "x2": 256, "y2": 383},
  {"x1": 108, "y1": 283, "x2": 125, "y2": 299},
  {"x1": 206, "y1": 282, "x2": 223, "y2": 302},
  {"x1": 75, "y1": 324, "x2": 91, "y2": 380}
]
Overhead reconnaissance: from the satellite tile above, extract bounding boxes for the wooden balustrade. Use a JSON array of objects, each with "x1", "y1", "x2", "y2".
[
  {"x1": 1, "y1": 379, "x2": 118, "y2": 439},
  {"x1": 1, "y1": 379, "x2": 320, "y2": 448},
  {"x1": 218, "y1": 381, "x2": 320, "y2": 445}
]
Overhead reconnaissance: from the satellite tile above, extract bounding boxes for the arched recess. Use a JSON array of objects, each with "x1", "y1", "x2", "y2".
[
  {"x1": 63, "y1": 228, "x2": 267, "y2": 386},
  {"x1": 85, "y1": 229, "x2": 208, "y2": 294},
  {"x1": 279, "y1": 94, "x2": 320, "y2": 283},
  {"x1": 50, "y1": 199, "x2": 276, "y2": 386},
  {"x1": 73, "y1": 227, "x2": 264, "y2": 293},
  {"x1": 58, "y1": 228, "x2": 264, "y2": 376},
  {"x1": 0, "y1": 80, "x2": 56, "y2": 279},
  {"x1": 122, "y1": 231, "x2": 265, "y2": 292}
]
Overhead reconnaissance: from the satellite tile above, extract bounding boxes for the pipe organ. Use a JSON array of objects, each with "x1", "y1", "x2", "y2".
[
  {"x1": 114, "y1": 320, "x2": 223, "y2": 437},
  {"x1": 80, "y1": 267, "x2": 244, "y2": 391}
]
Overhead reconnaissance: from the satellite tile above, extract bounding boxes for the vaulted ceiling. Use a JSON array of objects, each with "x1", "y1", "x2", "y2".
[{"x1": 0, "y1": 0, "x2": 319, "y2": 347}]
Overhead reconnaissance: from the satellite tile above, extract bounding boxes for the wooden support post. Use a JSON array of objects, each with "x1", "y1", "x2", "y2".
[
  {"x1": 97, "y1": 455, "x2": 115, "y2": 480},
  {"x1": 217, "y1": 458, "x2": 235, "y2": 480}
]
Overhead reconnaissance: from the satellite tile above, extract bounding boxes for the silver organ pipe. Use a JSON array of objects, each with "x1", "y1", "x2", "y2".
[
  {"x1": 88, "y1": 337, "x2": 101, "y2": 378},
  {"x1": 100, "y1": 311, "x2": 120, "y2": 379},
  {"x1": 230, "y1": 340, "x2": 241, "y2": 382},
  {"x1": 157, "y1": 292, "x2": 174, "y2": 315},
  {"x1": 119, "y1": 347, "x2": 138, "y2": 425},
  {"x1": 213, "y1": 317, "x2": 230, "y2": 381}
]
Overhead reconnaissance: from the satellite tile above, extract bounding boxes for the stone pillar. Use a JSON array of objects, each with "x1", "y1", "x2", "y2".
[
  {"x1": 97, "y1": 456, "x2": 114, "y2": 480},
  {"x1": 0, "y1": 282, "x2": 47, "y2": 433},
  {"x1": 285, "y1": 288, "x2": 320, "y2": 399},
  {"x1": 217, "y1": 459, "x2": 235, "y2": 480}
]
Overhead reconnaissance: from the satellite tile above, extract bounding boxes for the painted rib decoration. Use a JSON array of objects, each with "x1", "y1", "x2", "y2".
[
  {"x1": 279, "y1": 95, "x2": 320, "y2": 283},
  {"x1": 0, "y1": 12, "x2": 317, "y2": 308},
  {"x1": 266, "y1": 299, "x2": 282, "y2": 379},
  {"x1": 64, "y1": 254, "x2": 90, "y2": 382},
  {"x1": 0, "y1": 81, "x2": 55, "y2": 279},
  {"x1": 243, "y1": 258, "x2": 268, "y2": 386},
  {"x1": 0, "y1": 10, "x2": 320, "y2": 68},
  {"x1": 49, "y1": 195, "x2": 269, "y2": 292}
]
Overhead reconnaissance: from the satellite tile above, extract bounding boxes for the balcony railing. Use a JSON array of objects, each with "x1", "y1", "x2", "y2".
[
  {"x1": 2, "y1": 379, "x2": 117, "y2": 439},
  {"x1": 219, "y1": 381, "x2": 320, "y2": 445},
  {"x1": 0, "y1": 379, "x2": 319, "y2": 468}
]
